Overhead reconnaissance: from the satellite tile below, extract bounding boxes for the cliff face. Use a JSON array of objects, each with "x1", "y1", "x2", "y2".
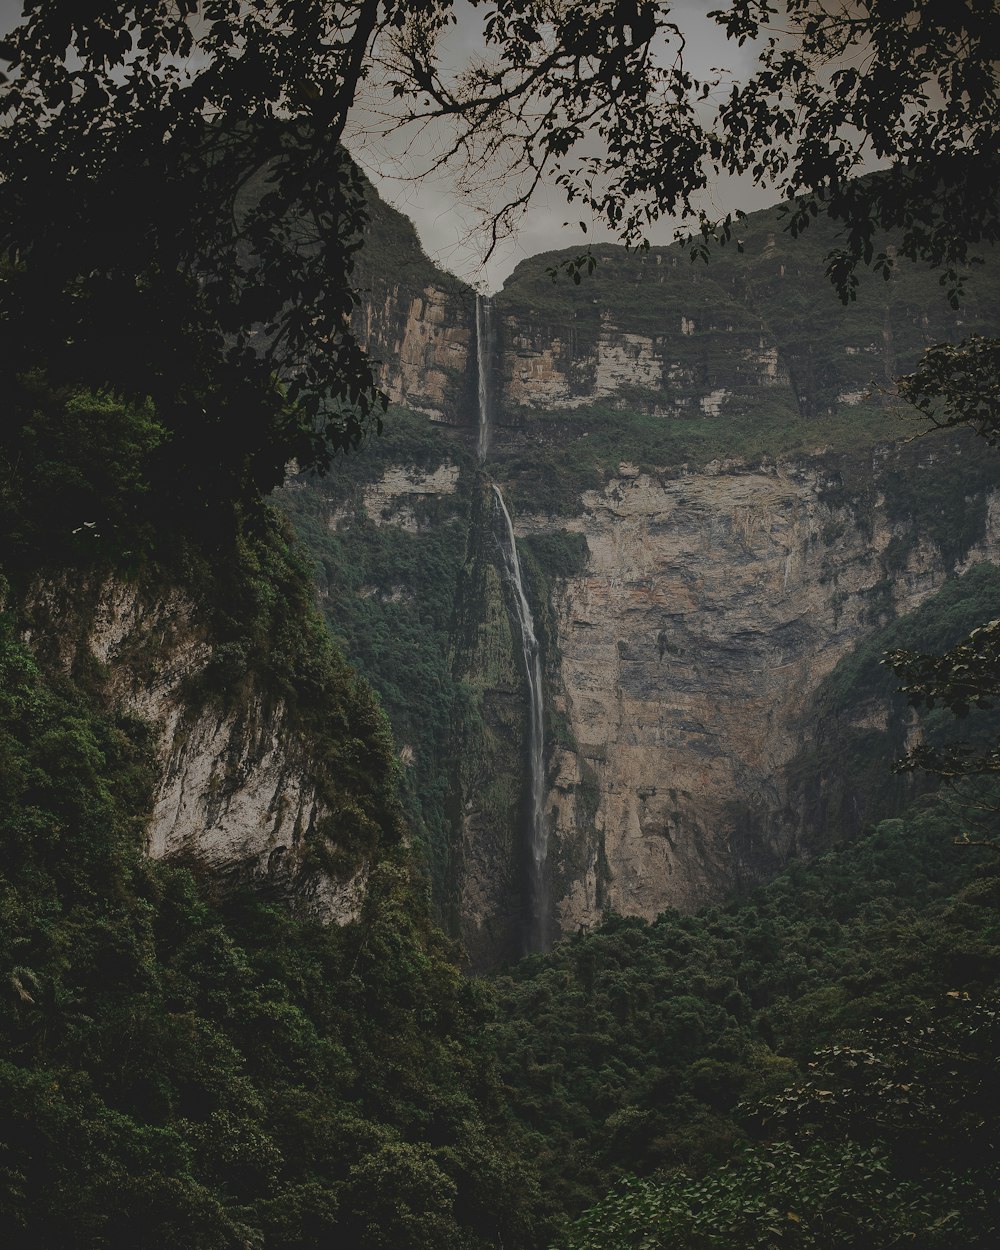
[
  {"x1": 526, "y1": 453, "x2": 1000, "y2": 929},
  {"x1": 286, "y1": 190, "x2": 1000, "y2": 963},
  {"x1": 302, "y1": 436, "x2": 1000, "y2": 959},
  {"x1": 18, "y1": 543, "x2": 398, "y2": 924},
  {"x1": 353, "y1": 179, "x2": 474, "y2": 425},
  {"x1": 501, "y1": 280, "x2": 785, "y2": 415},
  {"x1": 493, "y1": 217, "x2": 987, "y2": 435},
  {"x1": 359, "y1": 282, "x2": 473, "y2": 423}
]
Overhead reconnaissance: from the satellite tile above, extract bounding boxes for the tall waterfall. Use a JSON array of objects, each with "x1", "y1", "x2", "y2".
[
  {"x1": 476, "y1": 293, "x2": 491, "y2": 459},
  {"x1": 475, "y1": 290, "x2": 549, "y2": 951},
  {"x1": 492, "y1": 485, "x2": 549, "y2": 953}
]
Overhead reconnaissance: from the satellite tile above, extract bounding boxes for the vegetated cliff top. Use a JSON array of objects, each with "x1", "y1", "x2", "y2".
[
  {"x1": 479, "y1": 191, "x2": 1000, "y2": 506},
  {"x1": 498, "y1": 192, "x2": 1000, "y2": 352},
  {"x1": 352, "y1": 170, "x2": 472, "y2": 303}
]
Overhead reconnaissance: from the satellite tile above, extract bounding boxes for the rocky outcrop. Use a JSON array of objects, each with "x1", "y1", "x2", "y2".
[
  {"x1": 514, "y1": 450, "x2": 1000, "y2": 931},
  {"x1": 21, "y1": 575, "x2": 367, "y2": 923},
  {"x1": 356, "y1": 462, "x2": 462, "y2": 531},
  {"x1": 360, "y1": 283, "x2": 474, "y2": 424}
]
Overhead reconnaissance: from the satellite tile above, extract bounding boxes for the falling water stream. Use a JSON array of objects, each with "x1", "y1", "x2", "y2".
[
  {"x1": 476, "y1": 294, "x2": 492, "y2": 459},
  {"x1": 491, "y1": 485, "x2": 549, "y2": 953},
  {"x1": 476, "y1": 292, "x2": 549, "y2": 951}
]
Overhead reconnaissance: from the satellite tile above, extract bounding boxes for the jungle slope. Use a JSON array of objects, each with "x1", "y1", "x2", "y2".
[{"x1": 0, "y1": 378, "x2": 545, "y2": 1250}]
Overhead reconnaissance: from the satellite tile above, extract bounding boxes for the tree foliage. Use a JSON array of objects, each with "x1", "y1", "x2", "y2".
[
  {"x1": 898, "y1": 336, "x2": 1000, "y2": 444},
  {"x1": 886, "y1": 339, "x2": 1000, "y2": 780},
  {"x1": 4, "y1": 0, "x2": 995, "y2": 509},
  {"x1": 555, "y1": 1000, "x2": 1000, "y2": 1245},
  {"x1": 389, "y1": 1, "x2": 1000, "y2": 297},
  {"x1": 486, "y1": 784, "x2": 1000, "y2": 1224},
  {"x1": 0, "y1": 2, "x2": 396, "y2": 506},
  {"x1": 887, "y1": 618, "x2": 1000, "y2": 782},
  {"x1": 555, "y1": 999, "x2": 1000, "y2": 1250},
  {"x1": 712, "y1": 0, "x2": 1000, "y2": 301}
]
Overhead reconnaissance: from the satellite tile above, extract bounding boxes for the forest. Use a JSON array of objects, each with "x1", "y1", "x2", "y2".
[{"x1": 2, "y1": 3, "x2": 1000, "y2": 1248}]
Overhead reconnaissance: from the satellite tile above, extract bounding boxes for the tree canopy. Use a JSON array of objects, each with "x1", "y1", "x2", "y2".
[{"x1": 3, "y1": 1, "x2": 998, "y2": 512}]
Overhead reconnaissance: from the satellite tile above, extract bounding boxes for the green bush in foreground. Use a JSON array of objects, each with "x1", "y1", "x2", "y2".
[{"x1": 555, "y1": 997, "x2": 1000, "y2": 1249}]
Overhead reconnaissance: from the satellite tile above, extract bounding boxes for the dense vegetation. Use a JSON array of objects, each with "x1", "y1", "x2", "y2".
[
  {"x1": 556, "y1": 986, "x2": 1000, "y2": 1249},
  {"x1": 787, "y1": 562, "x2": 1000, "y2": 850},
  {"x1": 278, "y1": 408, "x2": 478, "y2": 906},
  {"x1": 0, "y1": 384, "x2": 544, "y2": 1249},
  {"x1": 6, "y1": 576, "x2": 997, "y2": 1248},
  {"x1": 0, "y1": 609, "x2": 546, "y2": 1249},
  {"x1": 492, "y1": 786, "x2": 1000, "y2": 1218}
]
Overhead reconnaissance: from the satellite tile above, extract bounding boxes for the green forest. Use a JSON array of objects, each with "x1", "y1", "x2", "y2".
[
  {"x1": 3, "y1": 476, "x2": 1000, "y2": 1246},
  {"x1": 3, "y1": 380, "x2": 1000, "y2": 1248},
  {"x1": 3, "y1": 2, "x2": 1000, "y2": 1248}
]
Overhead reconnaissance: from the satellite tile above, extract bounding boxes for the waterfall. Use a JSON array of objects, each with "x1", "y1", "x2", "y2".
[
  {"x1": 476, "y1": 293, "x2": 491, "y2": 459},
  {"x1": 474, "y1": 288, "x2": 549, "y2": 951},
  {"x1": 492, "y1": 485, "x2": 549, "y2": 953}
]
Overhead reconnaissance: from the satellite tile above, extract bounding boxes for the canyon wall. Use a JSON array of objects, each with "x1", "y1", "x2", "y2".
[
  {"x1": 525, "y1": 453, "x2": 1000, "y2": 930},
  {"x1": 305, "y1": 434, "x2": 1000, "y2": 959},
  {"x1": 288, "y1": 193, "x2": 1000, "y2": 962},
  {"x1": 353, "y1": 182, "x2": 474, "y2": 425}
]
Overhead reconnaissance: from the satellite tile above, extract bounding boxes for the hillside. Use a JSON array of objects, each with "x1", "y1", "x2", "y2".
[{"x1": 0, "y1": 377, "x2": 546, "y2": 1248}]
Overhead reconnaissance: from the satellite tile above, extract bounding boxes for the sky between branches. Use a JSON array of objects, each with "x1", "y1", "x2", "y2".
[{"x1": 0, "y1": 1, "x2": 794, "y2": 291}]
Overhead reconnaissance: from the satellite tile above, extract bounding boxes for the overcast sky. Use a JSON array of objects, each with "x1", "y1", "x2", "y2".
[
  {"x1": 347, "y1": 1, "x2": 773, "y2": 290},
  {"x1": 0, "y1": 1, "x2": 776, "y2": 290}
]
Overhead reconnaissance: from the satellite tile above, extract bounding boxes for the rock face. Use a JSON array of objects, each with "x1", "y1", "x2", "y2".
[
  {"x1": 21, "y1": 575, "x2": 368, "y2": 923},
  {"x1": 360, "y1": 282, "x2": 473, "y2": 424},
  {"x1": 502, "y1": 313, "x2": 786, "y2": 414},
  {"x1": 524, "y1": 455, "x2": 1000, "y2": 931},
  {"x1": 288, "y1": 413, "x2": 1000, "y2": 962},
  {"x1": 287, "y1": 188, "x2": 1000, "y2": 963},
  {"x1": 353, "y1": 179, "x2": 475, "y2": 426}
]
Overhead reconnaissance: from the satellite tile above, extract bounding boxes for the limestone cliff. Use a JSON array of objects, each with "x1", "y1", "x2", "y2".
[
  {"x1": 287, "y1": 422, "x2": 1000, "y2": 961},
  {"x1": 353, "y1": 180, "x2": 475, "y2": 425},
  {"x1": 494, "y1": 215, "x2": 994, "y2": 436},
  {"x1": 516, "y1": 448, "x2": 1000, "y2": 930},
  {"x1": 286, "y1": 190, "x2": 1000, "y2": 964},
  {"x1": 16, "y1": 533, "x2": 400, "y2": 924}
]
